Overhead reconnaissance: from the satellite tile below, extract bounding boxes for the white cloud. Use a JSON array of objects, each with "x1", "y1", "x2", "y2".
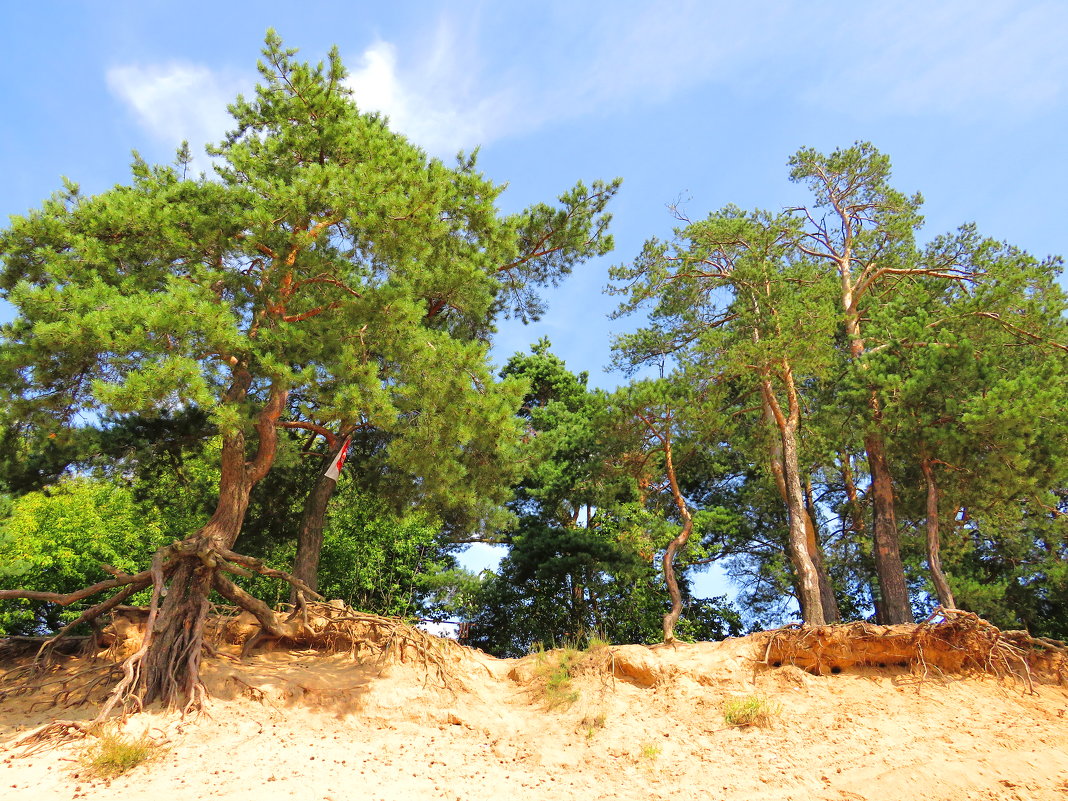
[
  {"x1": 106, "y1": 26, "x2": 517, "y2": 161},
  {"x1": 104, "y1": 3, "x2": 1067, "y2": 166},
  {"x1": 344, "y1": 24, "x2": 517, "y2": 156},
  {"x1": 106, "y1": 63, "x2": 243, "y2": 162}
]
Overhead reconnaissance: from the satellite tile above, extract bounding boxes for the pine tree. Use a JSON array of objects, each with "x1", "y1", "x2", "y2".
[{"x1": 0, "y1": 33, "x2": 617, "y2": 709}]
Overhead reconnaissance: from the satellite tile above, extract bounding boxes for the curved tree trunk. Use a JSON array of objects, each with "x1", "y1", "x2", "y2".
[
  {"x1": 132, "y1": 380, "x2": 289, "y2": 708},
  {"x1": 760, "y1": 375, "x2": 826, "y2": 626},
  {"x1": 661, "y1": 432, "x2": 693, "y2": 642},
  {"x1": 920, "y1": 452, "x2": 956, "y2": 608}
]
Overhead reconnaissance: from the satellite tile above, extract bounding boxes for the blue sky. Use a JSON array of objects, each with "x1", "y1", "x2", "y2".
[{"x1": 3, "y1": 1, "x2": 1067, "y2": 595}]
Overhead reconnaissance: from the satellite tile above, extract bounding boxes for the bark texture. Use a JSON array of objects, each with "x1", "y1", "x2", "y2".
[
  {"x1": 864, "y1": 431, "x2": 913, "y2": 622},
  {"x1": 291, "y1": 436, "x2": 346, "y2": 599},
  {"x1": 920, "y1": 454, "x2": 956, "y2": 609},
  {"x1": 760, "y1": 376, "x2": 826, "y2": 625}
]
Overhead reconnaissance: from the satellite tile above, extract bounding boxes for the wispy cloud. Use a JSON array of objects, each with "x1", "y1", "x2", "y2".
[
  {"x1": 106, "y1": 23, "x2": 517, "y2": 161},
  {"x1": 801, "y1": 2, "x2": 1068, "y2": 116},
  {"x1": 106, "y1": 63, "x2": 244, "y2": 161},
  {"x1": 106, "y1": 2, "x2": 1067, "y2": 163},
  {"x1": 344, "y1": 22, "x2": 517, "y2": 156}
]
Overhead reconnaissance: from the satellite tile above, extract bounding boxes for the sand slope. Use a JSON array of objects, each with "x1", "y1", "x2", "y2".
[{"x1": 2, "y1": 633, "x2": 1066, "y2": 801}]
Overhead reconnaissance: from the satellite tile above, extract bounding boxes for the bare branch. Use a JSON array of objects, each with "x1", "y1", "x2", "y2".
[
  {"x1": 218, "y1": 549, "x2": 324, "y2": 600},
  {"x1": 0, "y1": 564, "x2": 162, "y2": 605},
  {"x1": 277, "y1": 420, "x2": 339, "y2": 447}
]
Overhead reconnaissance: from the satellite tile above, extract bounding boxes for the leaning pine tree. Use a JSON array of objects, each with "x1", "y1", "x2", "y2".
[{"x1": 0, "y1": 33, "x2": 617, "y2": 710}]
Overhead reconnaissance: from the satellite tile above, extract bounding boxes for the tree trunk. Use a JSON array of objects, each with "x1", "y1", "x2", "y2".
[
  {"x1": 840, "y1": 452, "x2": 887, "y2": 624},
  {"x1": 864, "y1": 430, "x2": 913, "y2": 623},
  {"x1": 661, "y1": 433, "x2": 693, "y2": 642},
  {"x1": 920, "y1": 452, "x2": 956, "y2": 608},
  {"x1": 137, "y1": 558, "x2": 213, "y2": 706},
  {"x1": 840, "y1": 267, "x2": 913, "y2": 624},
  {"x1": 661, "y1": 525, "x2": 691, "y2": 643},
  {"x1": 760, "y1": 377, "x2": 825, "y2": 625},
  {"x1": 290, "y1": 438, "x2": 346, "y2": 601},
  {"x1": 805, "y1": 477, "x2": 840, "y2": 622},
  {"x1": 134, "y1": 381, "x2": 288, "y2": 707}
]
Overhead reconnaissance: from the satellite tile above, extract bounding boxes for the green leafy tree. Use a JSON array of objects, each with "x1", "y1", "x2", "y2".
[
  {"x1": 284, "y1": 172, "x2": 617, "y2": 597},
  {"x1": 602, "y1": 377, "x2": 741, "y2": 640},
  {"x1": 240, "y1": 487, "x2": 452, "y2": 619},
  {"x1": 0, "y1": 479, "x2": 168, "y2": 634},
  {"x1": 785, "y1": 142, "x2": 984, "y2": 623},
  {"x1": 465, "y1": 343, "x2": 743, "y2": 654},
  {"x1": 474, "y1": 343, "x2": 644, "y2": 649},
  {"x1": 0, "y1": 33, "x2": 615, "y2": 709}
]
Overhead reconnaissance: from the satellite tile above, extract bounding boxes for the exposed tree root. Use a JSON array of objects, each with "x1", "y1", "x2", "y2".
[
  {"x1": 759, "y1": 607, "x2": 1068, "y2": 690},
  {"x1": 2, "y1": 591, "x2": 466, "y2": 740},
  {"x1": 12, "y1": 720, "x2": 97, "y2": 757},
  {"x1": 210, "y1": 600, "x2": 468, "y2": 692},
  {"x1": 0, "y1": 659, "x2": 123, "y2": 712},
  {"x1": 0, "y1": 540, "x2": 330, "y2": 722}
]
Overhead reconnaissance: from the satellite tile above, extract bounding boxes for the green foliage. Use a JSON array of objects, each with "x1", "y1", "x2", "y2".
[
  {"x1": 467, "y1": 519, "x2": 743, "y2": 656},
  {"x1": 469, "y1": 343, "x2": 744, "y2": 653},
  {"x1": 0, "y1": 479, "x2": 167, "y2": 634},
  {"x1": 0, "y1": 31, "x2": 615, "y2": 540},
  {"x1": 465, "y1": 521, "x2": 650, "y2": 656},
  {"x1": 608, "y1": 141, "x2": 1068, "y2": 632},
  {"x1": 317, "y1": 495, "x2": 444, "y2": 616},
  {"x1": 239, "y1": 488, "x2": 453, "y2": 618}
]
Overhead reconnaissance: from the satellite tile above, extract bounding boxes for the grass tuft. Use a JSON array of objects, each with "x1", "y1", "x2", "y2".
[
  {"x1": 638, "y1": 741, "x2": 661, "y2": 760},
  {"x1": 530, "y1": 633, "x2": 616, "y2": 711},
  {"x1": 722, "y1": 694, "x2": 782, "y2": 728},
  {"x1": 534, "y1": 646, "x2": 581, "y2": 708},
  {"x1": 81, "y1": 730, "x2": 158, "y2": 779}
]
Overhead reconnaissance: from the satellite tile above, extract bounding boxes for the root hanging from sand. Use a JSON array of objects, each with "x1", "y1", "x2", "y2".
[
  {"x1": 1, "y1": 596, "x2": 467, "y2": 736},
  {"x1": 217, "y1": 600, "x2": 468, "y2": 693},
  {"x1": 12, "y1": 720, "x2": 97, "y2": 757},
  {"x1": 759, "y1": 607, "x2": 1067, "y2": 690}
]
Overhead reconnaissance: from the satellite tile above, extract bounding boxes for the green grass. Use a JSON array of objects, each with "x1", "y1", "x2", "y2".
[
  {"x1": 722, "y1": 694, "x2": 782, "y2": 728},
  {"x1": 534, "y1": 646, "x2": 581, "y2": 708},
  {"x1": 638, "y1": 741, "x2": 661, "y2": 760},
  {"x1": 81, "y1": 731, "x2": 159, "y2": 779},
  {"x1": 530, "y1": 634, "x2": 616, "y2": 711}
]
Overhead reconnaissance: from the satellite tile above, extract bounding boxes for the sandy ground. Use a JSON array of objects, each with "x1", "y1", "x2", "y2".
[{"x1": 2, "y1": 633, "x2": 1067, "y2": 801}]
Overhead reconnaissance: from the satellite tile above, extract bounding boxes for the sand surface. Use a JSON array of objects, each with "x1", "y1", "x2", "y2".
[{"x1": 2, "y1": 633, "x2": 1067, "y2": 801}]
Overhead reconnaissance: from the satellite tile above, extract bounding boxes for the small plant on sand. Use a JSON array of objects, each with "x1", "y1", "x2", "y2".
[
  {"x1": 531, "y1": 634, "x2": 616, "y2": 711},
  {"x1": 638, "y1": 741, "x2": 661, "y2": 760},
  {"x1": 81, "y1": 730, "x2": 159, "y2": 779},
  {"x1": 581, "y1": 712, "x2": 607, "y2": 740},
  {"x1": 534, "y1": 646, "x2": 581, "y2": 709},
  {"x1": 722, "y1": 694, "x2": 782, "y2": 728}
]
